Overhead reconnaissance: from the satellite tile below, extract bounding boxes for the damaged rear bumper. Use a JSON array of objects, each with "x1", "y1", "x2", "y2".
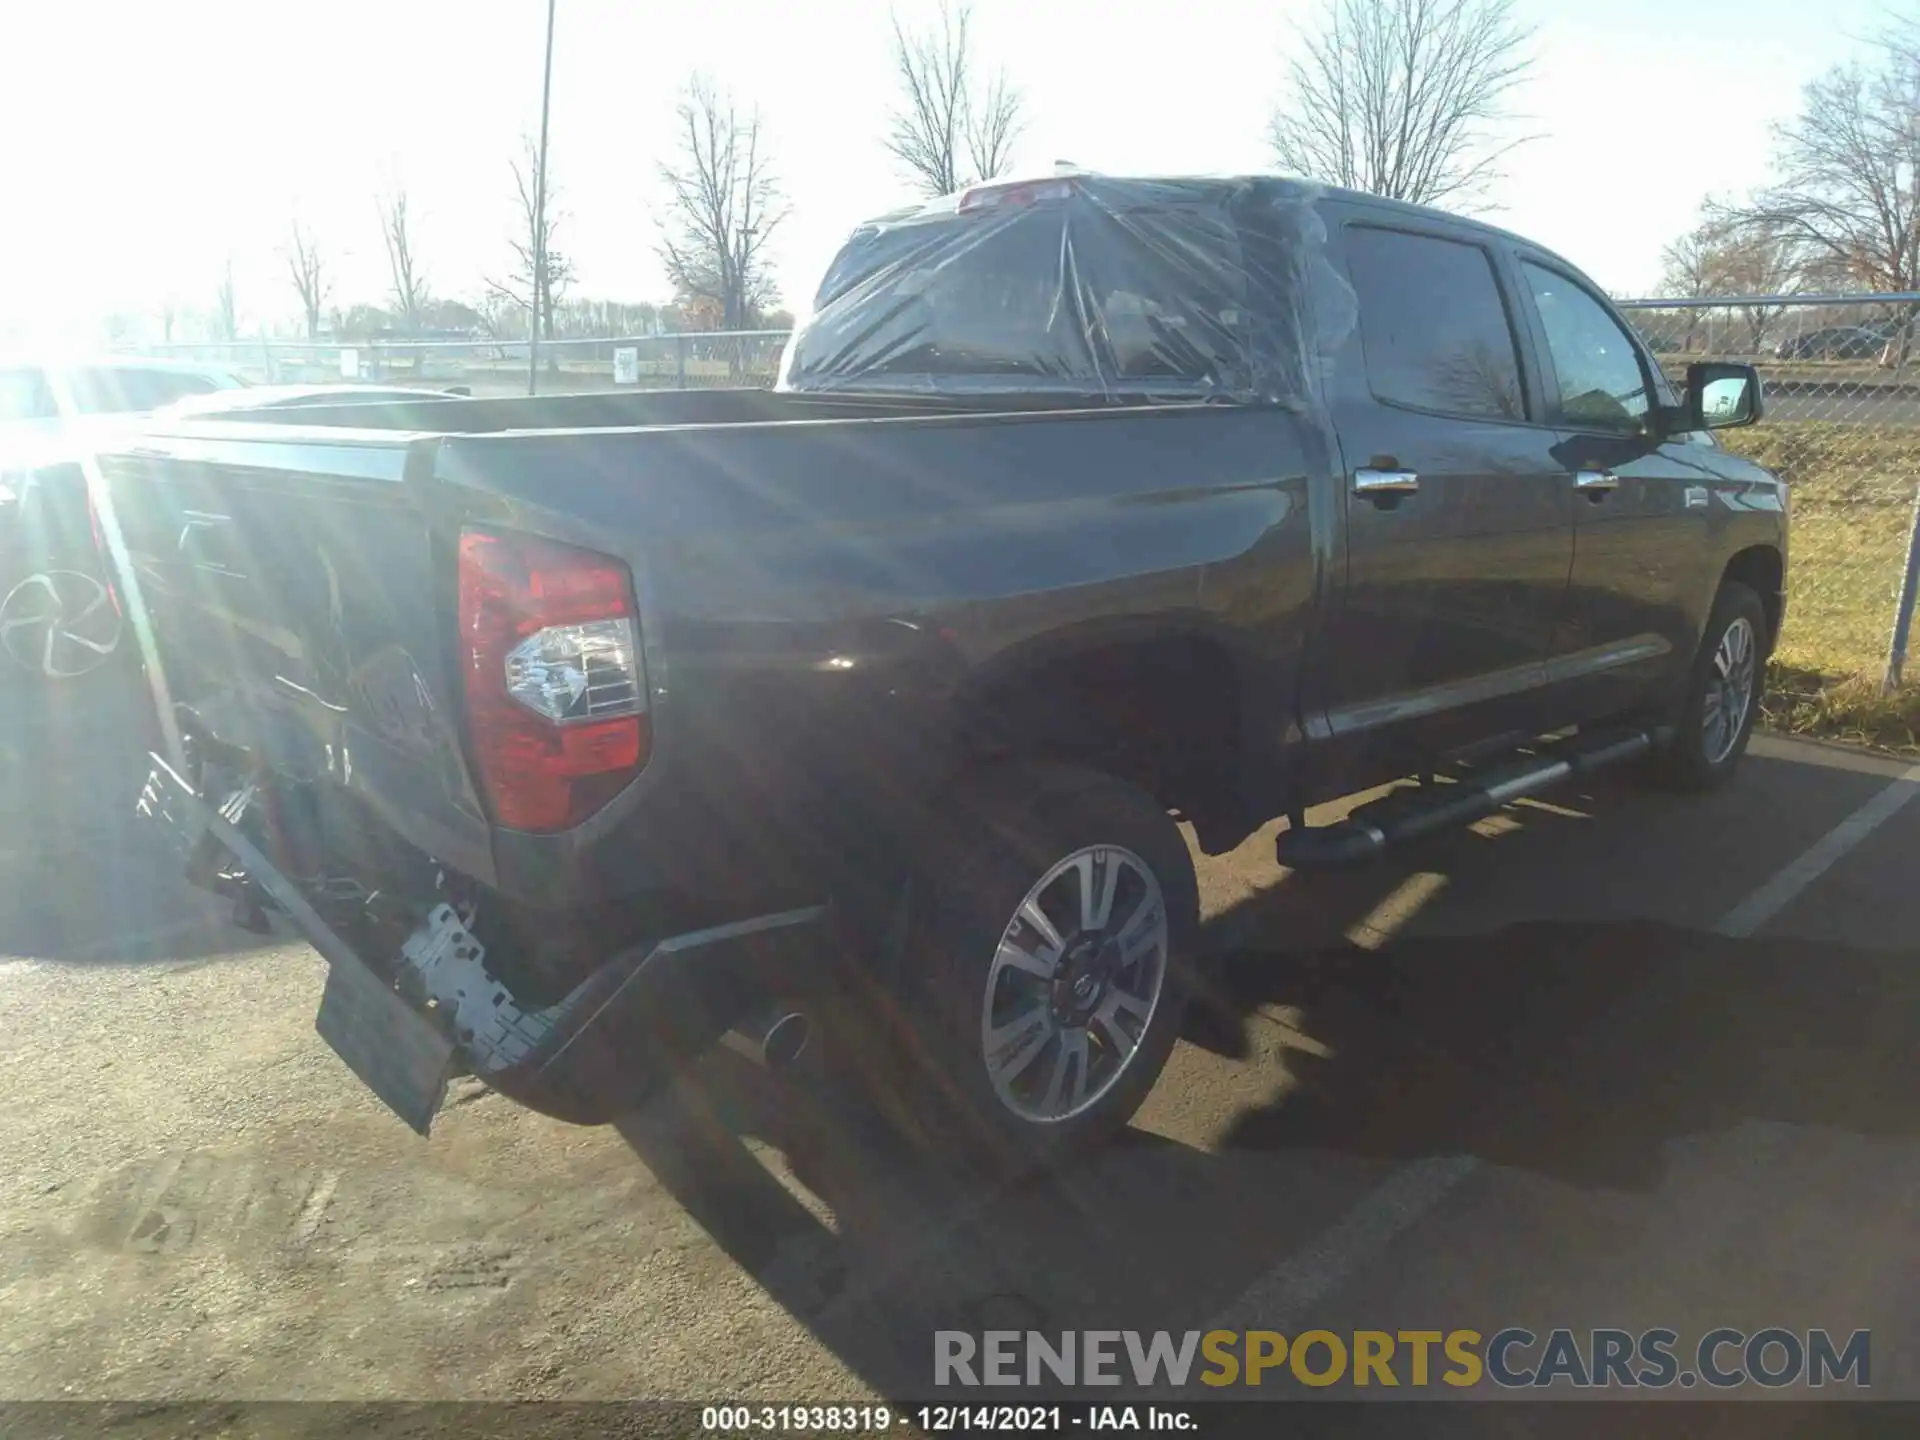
[{"x1": 135, "y1": 753, "x2": 829, "y2": 1135}]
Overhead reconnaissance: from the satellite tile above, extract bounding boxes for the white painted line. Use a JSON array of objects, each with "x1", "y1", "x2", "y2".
[
  {"x1": 1202, "y1": 1156, "x2": 1477, "y2": 1333},
  {"x1": 1202, "y1": 761, "x2": 1920, "y2": 1332},
  {"x1": 1713, "y1": 763, "x2": 1920, "y2": 939}
]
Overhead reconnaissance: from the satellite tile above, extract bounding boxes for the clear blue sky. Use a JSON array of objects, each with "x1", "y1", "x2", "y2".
[{"x1": 0, "y1": 0, "x2": 1903, "y2": 343}]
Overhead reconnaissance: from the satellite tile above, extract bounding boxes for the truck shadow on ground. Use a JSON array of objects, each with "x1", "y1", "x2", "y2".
[
  {"x1": 0, "y1": 775, "x2": 273, "y2": 967},
  {"x1": 0, "y1": 673, "x2": 276, "y2": 967},
  {"x1": 616, "y1": 893, "x2": 1919, "y2": 1401}
]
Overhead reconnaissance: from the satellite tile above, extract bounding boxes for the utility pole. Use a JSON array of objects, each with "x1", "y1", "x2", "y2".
[{"x1": 528, "y1": 0, "x2": 558, "y2": 396}]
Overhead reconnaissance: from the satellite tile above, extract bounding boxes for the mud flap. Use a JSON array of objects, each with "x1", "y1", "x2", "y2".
[
  {"x1": 140, "y1": 753, "x2": 457, "y2": 1137},
  {"x1": 314, "y1": 947, "x2": 456, "y2": 1138}
]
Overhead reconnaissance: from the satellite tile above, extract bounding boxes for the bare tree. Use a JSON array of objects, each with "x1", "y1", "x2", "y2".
[
  {"x1": 486, "y1": 137, "x2": 575, "y2": 344},
  {"x1": 657, "y1": 76, "x2": 788, "y2": 331},
  {"x1": 379, "y1": 190, "x2": 429, "y2": 335},
  {"x1": 1752, "y1": 39, "x2": 1920, "y2": 294},
  {"x1": 1657, "y1": 211, "x2": 1730, "y2": 353},
  {"x1": 1712, "y1": 220, "x2": 1802, "y2": 353},
  {"x1": 1734, "y1": 32, "x2": 1920, "y2": 363},
  {"x1": 214, "y1": 259, "x2": 238, "y2": 342},
  {"x1": 285, "y1": 221, "x2": 330, "y2": 340},
  {"x1": 1660, "y1": 208, "x2": 1803, "y2": 354},
  {"x1": 966, "y1": 70, "x2": 1022, "y2": 185},
  {"x1": 886, "y1": 1, "x2": 1024, "y2": 197},
  {"x1": 1267, "y1": 0, "x2": 1533, "y2": 208},
  {"x1": 1660, "y1": 216, "x2": 1723, "y2": 301}
]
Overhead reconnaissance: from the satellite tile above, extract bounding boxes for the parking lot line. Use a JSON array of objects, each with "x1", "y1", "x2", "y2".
[
  {"x1": 1203, "y1": 759, "x2": 1920, "y2": 1334},
  {"x1": 1714, "y1": 763, "x2": 1920, "y2": 938}
]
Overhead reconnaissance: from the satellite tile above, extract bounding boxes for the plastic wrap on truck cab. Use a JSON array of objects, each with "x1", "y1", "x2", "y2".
[{"x1": 777, "y1": 173, "x2": 1358, "y2": 406}]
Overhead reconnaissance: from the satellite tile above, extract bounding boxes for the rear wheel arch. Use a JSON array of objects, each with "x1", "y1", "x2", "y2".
[{"x1": 948, "y1": 622, "x2": 1257, "y2": 826}]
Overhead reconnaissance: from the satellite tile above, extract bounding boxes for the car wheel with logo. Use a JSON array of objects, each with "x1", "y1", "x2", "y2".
[
  {"x1": 905, "y1": 762, "x2": 1199, "y2": 1174},
  {"x1": 1644, "y1": 580, "x2": 1769, "y2": 791},
  {"x1": 0, "y1": 567, "x2": 126, "y2": 681}
]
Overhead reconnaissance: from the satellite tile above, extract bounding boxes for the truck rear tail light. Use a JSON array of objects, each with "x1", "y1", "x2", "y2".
[
  {"x1": 457, "y1": 528, "x2": 650, "y2": 833},
  {"x1": 956, "y1": 177, "x2": 1076, "y2": 214}
]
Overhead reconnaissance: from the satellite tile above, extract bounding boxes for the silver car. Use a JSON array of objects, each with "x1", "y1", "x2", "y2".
[{"x1": 0, "y1": 359, "x2": 248, "y2": 680}]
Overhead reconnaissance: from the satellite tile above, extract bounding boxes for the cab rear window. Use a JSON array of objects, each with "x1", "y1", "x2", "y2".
[{"x1": 780, "y1": 177, "x2": 1336, "y2": 405}]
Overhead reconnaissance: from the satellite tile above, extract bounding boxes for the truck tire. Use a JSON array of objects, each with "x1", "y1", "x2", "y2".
[
  {"x1": 907, "y1": 763, "x2": 1198, "y2": 1173},
  {"x1": 1646, "y1": 580, "x2": 1769, "y2": 791}
]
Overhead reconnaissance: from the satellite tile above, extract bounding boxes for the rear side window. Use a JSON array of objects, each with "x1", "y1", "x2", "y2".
[{"x1": 1344, "y1": 226, "x2": 1525, "y2": 422}]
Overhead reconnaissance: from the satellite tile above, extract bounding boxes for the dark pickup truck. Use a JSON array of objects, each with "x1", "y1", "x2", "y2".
[{"x1": 102, "y1": 174, "x2": 1786, "y2": 1168}]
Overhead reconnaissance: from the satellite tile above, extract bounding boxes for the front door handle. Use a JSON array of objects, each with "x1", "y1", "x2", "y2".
[
  {"x1": 1573, "y1": 470, "x2": 1619, "y2": 494},
  {"x1": 1354, "y1": 468, "x2": 1420, "y2": 497}
]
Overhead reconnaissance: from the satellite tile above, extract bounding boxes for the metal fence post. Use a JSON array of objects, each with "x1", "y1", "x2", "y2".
[
  {"x1": 1884, "y1": 484, "x2": 1920, "y2": 693},
  {"x1": 675, "y1": 335, "x2": 688, "y2": 388}
]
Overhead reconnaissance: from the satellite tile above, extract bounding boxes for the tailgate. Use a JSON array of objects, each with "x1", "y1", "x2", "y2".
[{"x1": 100, "y1": 424, "x2": 496, "y2": 882}]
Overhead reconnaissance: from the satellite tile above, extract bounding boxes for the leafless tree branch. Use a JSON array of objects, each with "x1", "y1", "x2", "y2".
[
  {"x1": 214, "y1": 259, "x2": 238, "y2": 342},
  {"x1": 656, "y1": 76, "x2": 788, "y2": 330},
  {"x1": 887, "y1": 1, "x2": 1025, "y2": 197},
  {"x1": 1726, "y1": 30, "x2": 1920, "y2": 362},
  {"x1": 379, "y1": 190, "x2": 429, "y2": 335},
  {"x1": 1268, "y1": 0, "x2": 1533, "y2": 208},
  {"x1": 285, "y1": 221, "x2": 329, "y2": 341},
  {"x1": 485, "y1": 136, "x2": 575, "y2": 342}
]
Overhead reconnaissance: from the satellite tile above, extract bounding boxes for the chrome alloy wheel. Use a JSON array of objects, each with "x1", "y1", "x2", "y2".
[
  {"x1": 1701, "y1": 615, "x2": 1757, "y2": 765},
  {"x1": 0, "y1": 570, "x2": 123, "y2": 678},
  {"x1": 979, "y1": 844, "x2": 1168, "y2": 1124}
]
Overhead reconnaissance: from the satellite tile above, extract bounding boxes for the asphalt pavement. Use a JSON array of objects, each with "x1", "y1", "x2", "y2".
[{"x1": 0, "y1": 664, "x2": 1915, "y2": 1412}]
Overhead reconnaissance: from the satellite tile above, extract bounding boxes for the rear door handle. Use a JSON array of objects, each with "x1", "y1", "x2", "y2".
[
  {"x1": 1574, "y1": 470, "x2": 1619, "y2": 494},
  {"x1": 1354, "y1": 468, "x2": 1420, "y2": 497}
]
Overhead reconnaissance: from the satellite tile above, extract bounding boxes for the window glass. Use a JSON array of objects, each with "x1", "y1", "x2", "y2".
[
  {"x1": 1345, "y1": 226, "x2": 1525, "y2": 421},
  {"x1": 1522, "y1": 263, "x2": 1651, "y2": 431},
  {"x1": 0, "y1": 367, "x2": 55, "y2": 422},
  {"x1": 789, "y1": 197, "x2": 1259, "y2": 396}
]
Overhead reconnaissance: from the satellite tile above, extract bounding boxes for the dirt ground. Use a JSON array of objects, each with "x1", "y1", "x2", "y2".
[{"x1": 2, "y1": 676, "x2": 1916, "y2": 1407}]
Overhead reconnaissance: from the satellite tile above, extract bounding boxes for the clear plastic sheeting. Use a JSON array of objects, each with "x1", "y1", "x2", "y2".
[{"x1": 777, "y1": 173, "x2": 1355, "y2": 407}]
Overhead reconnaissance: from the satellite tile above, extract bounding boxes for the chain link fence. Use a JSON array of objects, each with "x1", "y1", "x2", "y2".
[
  {"x1": 1621, "y1": 294, "x2": 1920, "y2": 714},
  {"x1": 133, "y1": 330, "x2": 793, "y2": 397}
]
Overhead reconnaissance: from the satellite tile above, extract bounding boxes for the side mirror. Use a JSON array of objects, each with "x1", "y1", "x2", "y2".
[{"x1": 1684, "y1": 361, "x2": 1763, "y2": 430}]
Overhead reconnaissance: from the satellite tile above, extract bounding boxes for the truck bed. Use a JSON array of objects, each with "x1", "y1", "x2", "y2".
[{"x1": 190, "y1": 385, "x2": 1168, "y2": 435}]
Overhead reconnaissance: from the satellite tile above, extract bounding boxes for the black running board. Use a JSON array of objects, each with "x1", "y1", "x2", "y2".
[{"x1": 1276, "y1": 724, "x2": 1673, "y2": 871}]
